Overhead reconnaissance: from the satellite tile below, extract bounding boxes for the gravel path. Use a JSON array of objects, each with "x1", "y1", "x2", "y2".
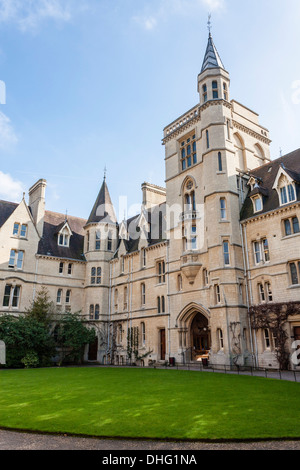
[{"x1": 0, "y1": 429, "x2": 299, "y2": 451}]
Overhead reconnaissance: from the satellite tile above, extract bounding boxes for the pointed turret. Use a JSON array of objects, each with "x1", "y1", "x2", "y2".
[
  {"x1": 198, "y1": 32, "x2": 230, "y2": 104},
  {"x1": 87, "y1": 177, "x2": 117, "y2": 226},
  {"x1": 200, "y1": 33, "x2": 225, "y2": 74}
]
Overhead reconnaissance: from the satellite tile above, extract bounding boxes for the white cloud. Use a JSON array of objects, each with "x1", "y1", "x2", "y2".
[
  {"x1": 133, "y1": 0, "x2": 225, "y2": 31},
  {"x1": 133, "y1": 14, "x2": 157, "y2": 31},
  {"x1": 0, "y1": 0, "x2": 72, "y2": 32},
  {"x1": 201, "y1": 0, "x2": 225, "y2": 11},
  {"x1": 0, "y1": 111, "x2": 18, "y2": 149},
  {"x1": 0, "y1": 171, "x2": 24, "y2": 202}
]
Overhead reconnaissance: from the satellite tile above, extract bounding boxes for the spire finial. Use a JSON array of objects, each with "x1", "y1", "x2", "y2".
[
  {"x1": 104, "y1": 165, "x2": 107, "y2": 181},
  {"x1": 207, "y1": 13, "x2": 212, "y2": 35}
]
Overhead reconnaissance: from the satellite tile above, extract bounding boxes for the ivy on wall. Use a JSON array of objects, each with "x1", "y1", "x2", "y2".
[{"x1": 249, "y1": 302, "x2": 300, "y2": 370}]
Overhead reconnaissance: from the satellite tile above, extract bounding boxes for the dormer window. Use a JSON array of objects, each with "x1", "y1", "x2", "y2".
[
  {"x1": 273, "y1": 167, "x2": 298, "y2": 207},
  {"x1": 57, "y1": 223, "x2": 72, "y2": 248},
  {"x1": 251, "y1": 195, "x2": 263, "y2": 213},
  {"x1": 280, "y1": 184, "x2": 296, "y2": 205},
  {"x1": 59, "y1": 229, "x2": 69, "y2": 247}
]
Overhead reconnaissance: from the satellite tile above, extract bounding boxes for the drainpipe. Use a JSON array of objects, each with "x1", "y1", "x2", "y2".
[
  {"x1": 33, "y1": 256, "x2": 39, "y2": 300},
  {"x1": 240, "y1": 222, "x2": 255, "y2": 366},
  {"x1": 108, "y1": 262, "x2": 112, "y2": 356},
  {"x1": 242, "y1": 223, "x2": 259, "y2": 368},
  {"x1": 223, "y1": 290, "x2": 232, "y2": 367},
  {"x1": 166, "y1": 241, "x2": 171, "y2": 360}
]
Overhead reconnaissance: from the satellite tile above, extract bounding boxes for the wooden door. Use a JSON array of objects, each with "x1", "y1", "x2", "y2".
[
  {"x1": 160, "y1": 329, "x2": 166, "y2": 361},
  {"x1": 88, "y1": 337, "x2": 98, "y2": 361}
]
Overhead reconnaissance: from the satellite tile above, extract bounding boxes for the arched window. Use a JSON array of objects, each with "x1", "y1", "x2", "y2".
[
  {"x1": 161, "y1": 296, "x2": 165, "y2": 313},
  {"x1": 56, "y1": 289, "x2": 62, "y2": 304},
  {"x1": 114, "y1": 289, "x2": 118, "y2": 312},
  {"x1": 95, "y1": 230, "x2": 101, "y2": 250},
  {"x1": 223, "y1": 241, "x2": 230, "y2": 265},
  {"x1": 233, "y1": 133, "x2": 245, "y2": 171},
  {"x1": 212, "y1": 80, "x2": 219, "y2": 99},
  {"x1": 202, "y1": 84, "x2": 207, "y2": 103},
  {"x1": 177, "y1": 274, "x2": 183, "y2": 291},
  {"x1": 264, "y1": 329, "x2": 271, "y2": 349},
  {"x1": 184, "y1": 179, "x2": 196, "y2": 212},
  {"x1": 220, "y1": 198, "x2": 226, "y2": 220},
  {"x1": 206, "y1": 130, "x2": 210, "y2": 149},
  {"x1": 217, "y1": 329, "x2": 224, "y2": 349},
  {"x1": 95, "y1": 304, "x2": 100, "y2": 320},
  {"x1": 123, "y1": 287, "x2": 128, "y2": 310},
  {"x1": 89, "y1": 304, "x2": 94, "y2": 320},
  {"x1": 141, "y1": 283, "x2": 146, "y2": 306},
  {"x1": 107, "y1": 232, "x2": 112, "y2": 251},
  {"x1": 141, "y1": 322, "x2": 146, "y2": 346},
  {"x1": 223, "y1": 82, "x2": 228, "y2": 100},
  {"x1": 218, "y1": 152, "x2": 223, "y2": 172},
  {"x1": 65, "y1": 290, "x2": 71, "y2": 304},
  {"x1": 86, "y1": 231, "x2": 90, "y2": 251}
]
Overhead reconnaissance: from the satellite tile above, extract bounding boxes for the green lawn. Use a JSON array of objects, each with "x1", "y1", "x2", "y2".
[{"x1": 0, "y1": 367, "x2": 299, "y2": 441}]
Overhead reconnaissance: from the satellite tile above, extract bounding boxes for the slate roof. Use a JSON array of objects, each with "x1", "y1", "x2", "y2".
[
  {"x1": 201, "y1": 33, "x2": 226, "y2": 73},
  {"x1": 114, "y1": 203, "x2": 167, "y2": 258},
  {"x1": 86, "y1": 179, "x2": 117, "y2": 226},
  {"x1": 240, "y1": 148, "x2": 300, "y2": 221},
  {"x1": 38, "y1": 211, "x2": 87, "y2": 261},
  {"x1": 0, "y1": 201, "x2": 18, "y2": 228}
]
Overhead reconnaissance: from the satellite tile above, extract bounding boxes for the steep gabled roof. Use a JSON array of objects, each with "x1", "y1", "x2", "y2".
[
  {"x1": 38, "y1": 211, "x2": 86, "y2": 261},
  {"x1": 240, "y1": 148, "x2": 300, "y2": 221},
  {"x1": 86, "y1": 179, "x2": 117, "y2": 226},
  {"x1": 201, "y1": 33, "x2": 226, "y2": 73},
  {"x1": 113, "y1": 202, "x2": 167, "y2": 258},
  {"x1": 0, "y1": 200, "x2": 18, "y2": 228}
]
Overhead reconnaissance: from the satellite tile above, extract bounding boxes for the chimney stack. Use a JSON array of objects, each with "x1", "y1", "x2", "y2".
[{"x1": 28, "y1": 179, "x2": 47, "y2": 237}]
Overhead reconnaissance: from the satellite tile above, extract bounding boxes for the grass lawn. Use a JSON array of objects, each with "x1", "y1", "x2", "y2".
[{"x1": 0, "y1": 367, "x2": 299, "y2": 441}]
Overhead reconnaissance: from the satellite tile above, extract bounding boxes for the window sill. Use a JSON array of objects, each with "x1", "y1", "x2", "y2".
[
  {"x1": 288, "y1": 284, "x2": 300, "y2": 289},
  {"x1": 282, "y1": 232, "x2": 300, "y2": 240}
]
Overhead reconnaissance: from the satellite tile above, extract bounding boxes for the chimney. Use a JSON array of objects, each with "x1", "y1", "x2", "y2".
[
  {"x1": 142, "y1": 182, "x2": 166, "y2": 209},
  {"x1": 28, "y1": 179, "x2": 47, "y2": 237}
]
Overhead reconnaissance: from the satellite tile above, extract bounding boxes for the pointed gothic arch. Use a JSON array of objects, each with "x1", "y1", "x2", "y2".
[
  {"x1": 176, "y1": 303, "x2": 211, "y2": 361},
  {"x1": 179, "y1": 175, "x2": 198, "y2": 197},
  {"x1": 233, "y1": 132, "x2": 246, "y2": 171}
]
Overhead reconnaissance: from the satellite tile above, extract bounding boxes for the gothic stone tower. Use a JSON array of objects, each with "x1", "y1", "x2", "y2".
[
  {"x1": 83, "y1": 177, "x2": 118, "y2": 362},
  {"x1": 163, "y1": 32, "x2": 272, "y2": 366}
]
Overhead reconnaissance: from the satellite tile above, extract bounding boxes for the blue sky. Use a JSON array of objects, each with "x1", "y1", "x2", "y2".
[{"x1": 0, "y1": 0, "x2": 300, "y2": 220}]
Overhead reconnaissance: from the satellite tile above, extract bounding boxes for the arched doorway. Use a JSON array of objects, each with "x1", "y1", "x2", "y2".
[
  {"x1": 177, "y1": 303, "x2": 211, "y2": 362},
  {"x1": 191, "y1": 312, "x2": 210, "y2": 361},
  {"x1": 88, "y1": 336, "x2": 98, "y2": 361}
]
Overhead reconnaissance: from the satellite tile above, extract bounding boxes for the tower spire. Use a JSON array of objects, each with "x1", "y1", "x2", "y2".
[{"x1": 200, "y1": 24, "x2": 225, "y2": 74}]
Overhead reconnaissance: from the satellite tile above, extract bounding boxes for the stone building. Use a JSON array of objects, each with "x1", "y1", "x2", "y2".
[{"x1": 0, "y1": 32, "x2": 299, "y2": 369}]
